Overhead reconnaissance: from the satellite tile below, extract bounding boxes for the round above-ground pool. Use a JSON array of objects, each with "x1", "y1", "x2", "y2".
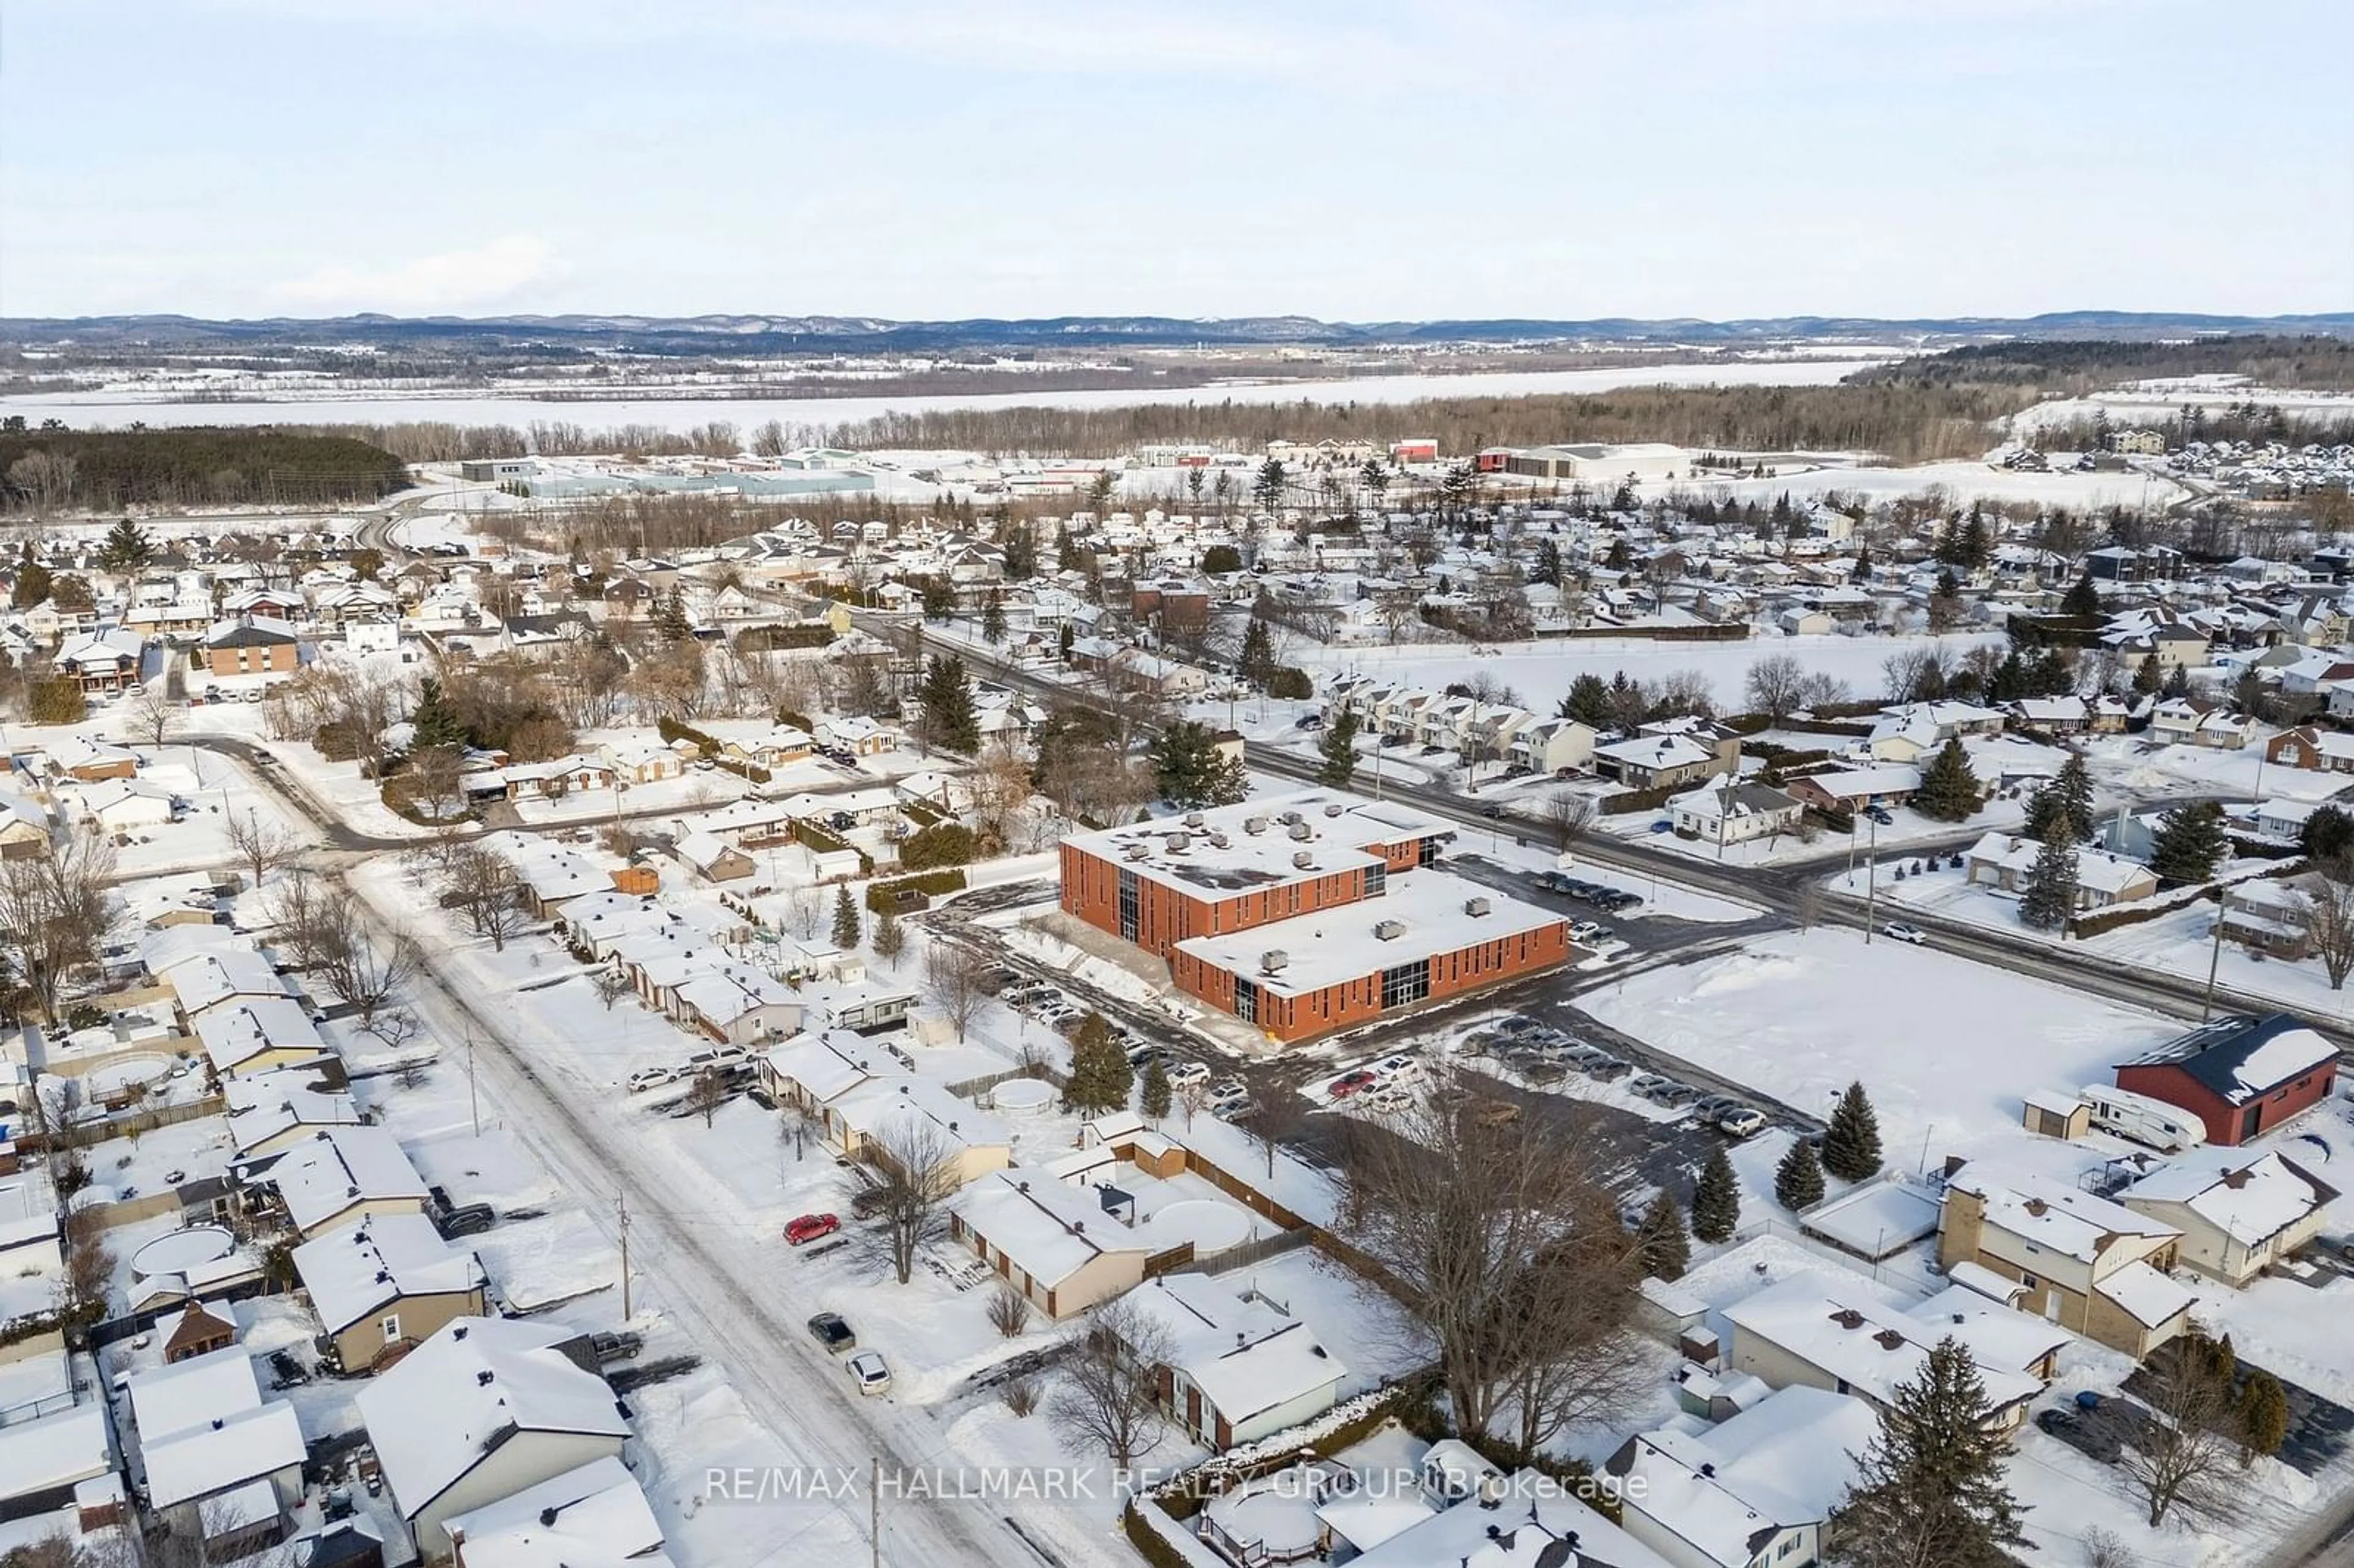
[
  {"x1": 991, "y1": 1078, "x2": 1054, "y2": 1116},
  {"x1": 1144, "y1": 1199, "x2": 1253, "y2": 1254},
  {"x1": 131, "y1": 1225, "x2": 235, "y2": 1284},
  {"x1": 80, "y1": 1054, "x2": 173, "y2": 1099}
]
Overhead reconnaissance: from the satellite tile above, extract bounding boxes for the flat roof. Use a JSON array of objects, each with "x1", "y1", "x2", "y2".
[
  {"x1": 1062, "y1": 789, "x2": 1450, "y2": 899},
  {"x1": 1175, "y1": 870, "x2": 1567, "y2": 997}
]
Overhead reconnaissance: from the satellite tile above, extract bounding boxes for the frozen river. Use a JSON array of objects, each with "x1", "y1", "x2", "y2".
[{"x1": 1, "y1": 359, "x2": 1885, "y2": 436}]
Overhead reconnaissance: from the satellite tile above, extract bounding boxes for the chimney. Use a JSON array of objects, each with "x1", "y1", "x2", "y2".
[
  {"x1": 1324, "y1": 803, "x2": 1344, "y2": 816},
  {"x1": 476, "y1": 1370, "x2": 495, "y2": 1386}
]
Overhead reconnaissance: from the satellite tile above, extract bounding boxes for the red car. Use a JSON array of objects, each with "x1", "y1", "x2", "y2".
[
  {"x1": 785, "y1": 1212, "x2": 840, "y2": 1246},
  {"x1": 1328, "y1": 1071, "x2": 1379, "y2": 1100}
]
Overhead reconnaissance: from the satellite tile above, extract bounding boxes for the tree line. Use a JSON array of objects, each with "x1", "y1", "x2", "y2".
[{"x1": 0, "y1": 426, "x2": 409, "y2": 512}]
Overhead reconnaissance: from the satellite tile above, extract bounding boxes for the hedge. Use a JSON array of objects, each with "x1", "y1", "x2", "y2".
[
  {"x1": 793, "y1": 818, "x2": 874, "y2": 872},
  {"x1": 777, "y1": 708, "x2": 813, "y2": 733},
  {"x1": 866, "y1": 868, "x2": 967, "y2": 913},
  {"x1": 29, "y1": 679, "x2": 86, "y2": 725},
  {"x1": 901, "y1": 800, "x2": 945, "y2": 828},
  {"x1": 1600, "y1": 782, "x2": 1683, "y2": 816},
  {"x1": 899, "y1": 821, "x2": 977, "y2": 870},
  {"x1": 714, "y1": 756, "x2": 772, "y2": 785},
  {"x1": 657, "y1": 717, "x2": 718, "y2": 756},
  {"x1": 1267, "y1": 666, "x2": 1312, "y2": 700},
  {"x1": 739, "y1": 623, "x2": 835, "y2": 650},
  {"x1": 2067, "y1": 858, "x2": 2309, "y2": 940}
]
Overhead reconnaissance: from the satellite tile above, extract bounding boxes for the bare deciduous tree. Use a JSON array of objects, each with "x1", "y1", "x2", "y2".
[
  {"x1": 687, "y1": 1066, "x2": 728, "y2": 1128},
  {"x1": 783, "y1": 885, "x2": 825, "y2": 942},
  {"x1": 2119, "y1": 1332, "x2": 2239, "y2": 1527},
  {"x1": 2298, "y1": 860, "x2": 2354, "y2": 990},
  {"x1": 1744, "y1": 653, "x2": 1808, "y2": 722},
  {"x1": 593, "y1": 968, "x2": 634, "y2": 1011},
  {"x1": 987, "y1": 1283, "x2": 1032, "y2": 1339},
  {"x1": 925, "y1": 943, "x2": 990, "y2": 1040},
  {"x1": 860, "y1": 1116, "x2": 961, "y2": 1286},
  {"x1": 226, "y1": 809, "x2": 302, "y2": 888},
  {"x1": 1337, "y1": 1073, "x2": 1648, "y2": 1447},
  {"x1": 1540, "y1": 791, "x2": 1598, "y2": 856},
  {"x1": 443, "y1": 847, "x2": 529, "y2": 951},
  {"x1": 1048, "y1": 1293, "x2": 1171, "y2": 1470},
  {"x1": 123, "y1": 683, "x2": 180, "y2": 748},
  {"x1": 0, "y1": 827, "x2": 118, "y2": 1026}
]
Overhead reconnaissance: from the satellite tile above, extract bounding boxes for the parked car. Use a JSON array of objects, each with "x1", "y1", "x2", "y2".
[
  {"x1": 1362, "y1": 1086, "x2": 1412, "y2": 1114},
  {"x1": 627, "y1": 1067, "x2": 677, "y2": 1094},
  {"x1": 1581, "y1": 1055, "x2": 1631, "y2": 1081},
  {"x1": 1558, "y1": 1044, "x2": 1612, "y2": 1069},
  {"x1": 846, "y1": 1350, "x2": 893, "y2": 1396},
  {"x1": 1651, "y1": 1082, "x2": 1699, "y2": 1107},
  {"x1": 1373, "y1": 1053, "x2": 1421, "y2": 1081},
  {"x1": 1626, "y1": 1073, "x2": 1673, "y2": 1098},
  {"x1": 1166, "y1": 1060, "x2": 1211, "y2": 1089},
  {"x1": 1866, "y1": 806, "x2": 1895, "y2": 826},
  {"x1": 785, "y1": 1212, "x2": 841, "y2": 1246},
  {"x1": 1328, "y1": 1070, "x2": 1379, "y2": 1099},
  {"x1": 1691, "y1": 1094, "x2": 1744, "y2": 1121},
  {"x1": 807, "y1": 1312, "x2": 856, "y2": 1353},
  {"x1": 1649, "y1": 820, "x2": 1675, "y2": 834},
  {"x1": 1493, "y1": 1016, "x2": 1546, "y2": 1040},
  {"x1": 1883, "y1": 923, "x2": 1927, "y2": 945},
  {"x1": 1568, "y1": 920, "x2": 1606, "y2": 943},
  {"x1": 1717, "y1": 1108, "x2": 1768, "y2": 1139},
  {"x1": 1479, "y1": 804, "x2": 1504, "y2": 820}
]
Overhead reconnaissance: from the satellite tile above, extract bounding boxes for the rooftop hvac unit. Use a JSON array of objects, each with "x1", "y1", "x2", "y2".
[
  {"x1": 1165, "y1": 832, "x2": 1190, "y2": 853},
  {"x1": 1373, "y1": 919, "x2": 1407, "y2": 940},
  {"x1": 1124, "y1": 843, "x2": 1151, "y2": 861},
  {"x1": 1184, "y1": 811, "x2": 1206, "y2": 828},
  {"x1": 1292, "y1": 851, "x2": 1315, "y2": 869},
  {"x1": 1259, "y1": 950, "x2": 1289, "y2": 974},
  {"x1": 1243, "y1": 816, "x2": 1268, "y2": 835},
  {"x1": 1208, "y1": 831, "x2": 1230, "y2": 848},
  {"x1": 1324, "y1": 803, "x2": 1344, "y2": 816},
  {"x1": 1463, "y1": 897, "x2": 1491, "y2": 917},
  {"x1": 1280, "y1": 810, "x2": 1305, "y2": 826},
  {"x1": 1288, "y1": 821, "x2": 1314, "y2": 841}
]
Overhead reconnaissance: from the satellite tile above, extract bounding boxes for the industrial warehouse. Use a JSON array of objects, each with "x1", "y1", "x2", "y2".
[{"x1": 1057, "y1": 790, "x2": 1575, "y2": 1041}]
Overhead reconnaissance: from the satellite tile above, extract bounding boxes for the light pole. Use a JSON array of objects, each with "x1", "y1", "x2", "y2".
[{"x1": 1862, "y1": 811, "x2": 1880, "y2": 942}]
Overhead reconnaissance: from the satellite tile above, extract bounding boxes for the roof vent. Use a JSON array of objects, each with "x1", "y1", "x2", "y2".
[
  {"x1": 1165, "y1": 832, "x2": 1189, "y2": 853},
  {"x1": 1260, "y1": 950, "x2": 1289, "y2": 975},
  {"x1": 1124, "y1": 844, "x2": 1151, "y2": 861},
  {"x1": 1698, "y1": 1463, "x2": 1715, "y2": 1479},
  {"x1": 1292, "y1": 851, "x2": 1315, "y2": 870},
  {"x1": 453, "y1": 1325, "x2": 468, "y2": 1340},
  {"x1": 539, "y1": 1509, "x2": 561, "y2": 1529},
  {"x1": 1018, "y1": 1181, "x2": 1030, "y2": 1193},
  {"x1": 1288, "y1": 822, "x2": 1314, "y2": 841},
  {"x1": 1463, "y1": 897, "x2": 1491, "y2": 917},
  {"x1": 1874, "y1": 1329, "x2": 1908, "y2": 1351},
  {"x1": 477, "y1": 1370, "x2": 495, "y2": 1387},
  {"x1": 1208, "y1": 832, "x2": 1230, "y2": 849},
  {"x1": 1831, "y1": 1309, "x2": 1865, "y2": 1330},
  {"x1": 1374, "y1": 919, "x2": 1407, "y2": 941}
]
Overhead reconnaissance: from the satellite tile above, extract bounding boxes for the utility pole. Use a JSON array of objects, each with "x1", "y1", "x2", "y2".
[
  {"x1": 465, "y1": 1034, "x2": 479, "y2": 1136},
  {"x1": 869, "y1": 1455, "x2": 881, "y2": 1568},
  {"x1": 1863, "y1": 811, "x2": 1879, "y2": 943},
  {"x1": 618, "y1": 1192, "x2": 633, "y2": 1321},
  {"x1": 2202, "y1": 894, "x2": 2227, "y2": 1021}
]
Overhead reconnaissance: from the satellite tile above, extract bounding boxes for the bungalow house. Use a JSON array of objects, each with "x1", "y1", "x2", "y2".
[
  {"x1": 669, "y1": 963, "x2": 801, "y2": 1046},
  {"x1": 201, "y1": 615, "x2": 301, "y2": 677},
  {"x1": 294, "y1": 1213, "x2": 488, "y2": 1374},
  {"x1": 727, "y1": 725, "x2": 814, "y2": 769},
  {"x1": 1865, "y1": 701, "x2": 2005, "y2": 764},
  {"x1": 249, "y1": 1125, "x2": 431, "y2": 1238},
  {"x1": 2113, "y1": 1013, "x2": 2339, "y2": 1147},
  {"x1": 0, "y1": 1378, "x2": 115, "y2": 1529},
  {"x1": 947, "y1": 1170, "x2": 1155, "y2": 1319},
  {"x1": 816, "y1": 715, "x2": 897, "y2": 756},
  {"x1": 0, "y1": 791, "x2": 50, "y2": 859},
  {"x1": 50, "y1": 736, "x2": 138, "y2": 782},
  {"x1": 54, "y1": 628, "x2": 147, "y2": 693},
  {"x1": 2119, "y1": 1147, "x2": 2338, "y2": 1287},
  {"x1": 1785, "y1": 764, "x2": 1921, "y2": 813},
  {"x1": 223, "y1": 1067, "x2": 364, "y2": 1161},
  {"x1": 1721, "y1": 1269, "x2": 2047, "y2": 1429},
  {"x1": 1962, "y1": 831, "x2": 2159, "y2": 910},
  {"x1": 1603, "y1": 1387, "x2": 1877, "y2": 1568},
  {"x1": 356, "y1": 1318, "x2": 632, "y2": 1559},
  {"x1": 2009, "y1": 696, "x2": 2093, "y2": 734},
  {"x1": 156, "y1": 944, "x2": 302, "y2": 1026},
  {"x1": 59, "y1": 777, "x2": 179, "y2": 834},
  {"x1": 2266, "y1": 725, "x2": 2354, "y2": 774},
  {"x1": 1666, "y1": 777, "x2": 1805, "y2": 849},
  {"x1": 761, "y1": 1031, "x2": 1012, "y2": 1186},
  {"x1": 1936, "y1": 1164, "x2": 2193, "y2": 1357},
  {"x1": 600, "y1": 744, "x2": 684, "y2": 786},
  {"x1": 193, "y1": 996, "x2": 331, "y2": 1079},
  {"x1": 1118, "y1": 1273, "x2": 1346, "y2": 1451},
  {"x1": 671, "y1": 831, "x2": 756, "y2": 885},
  {"x1": 128, "y1": 1345, "x2": 308, "y2": 1558},
  {"x1": 1315, "y1": 1451, "x2": 1674, "y2": 1568},
  {"x1": 1593, "y1": 733, "x2": 1723, "y2": 791},
  {"x1": 2279, "y1": 654, "x2": 2354, "y2": 697},
  {"x1": 442, "y1": 1458, "x2": 671, "y2": 1568},
  {"x1": 499, "y1": 755, "x2": 614, "y2": 801}
]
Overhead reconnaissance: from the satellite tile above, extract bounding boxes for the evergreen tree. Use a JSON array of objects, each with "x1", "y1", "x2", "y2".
[
  {"x1": 1238, "y1": 618, "x2": 1276, "y2": 689},
  {"x1": 1252, "y1": 457, "x2": 1287, "y2": 513},
  {"x1": 2162, "y1": 661, "x2": 2192, "y2": 699},
  {"x1": 870, "y1": 907, "x2": 905, "y2": 969},
  {"x1": 1317, "y1": 703, "x2": 1362, "y2": 789},
  {"x1": 653, "y1": 587, "x2": 692, "y2": 642},
  {"x1": 1139, "y1": 1056, "x2": 1171, "y2": 1123},
  {"x1": 2060, "y1": 571, "x2": 2101, "y2": 619},
  {"x1": 1558, "y1": 672, "x2": 1615, "y2": 726},
  {"x1": 1057, "y1": 621, "x2": 1076, "y2": 661},
  {"x1": 2148, "y1": 799, "x2": 2228, "y2": 885},
  {"x1": 1000, "y1": 521, "x2": 1037, "y2": 580},
  {"x1": 1832, "y1": 1338, "x2": 2031, "y2": 1568},
  {"x1": 9, "y1": 546, "x2": 51, "y2": 609},
  {"x1": 2301, "y1": 804, "x2": 2354, "y2": 862},
  {"x1": 831, "y1": 885, "x2": 861, "y2": 951},
  {"x1": 98, "y1": 517, "x2": 153, "y2": 571},
  {"x1": 2023, "y1": 754, "x2": 2095, "y2": 843},
  {"x1": 1912, "y1": 739, "x2": 1983, "y2": 823},
  {"x1": 1850, "y1": 545, "x2": 1873, "y2": 583},
  {"x1": 1062, "y1": 1014, "x2": 1133, "y2": 1114},
  {"x1": 918, "y1": 654, "x2": 980, "y2": 753},
  {"x1": 1823, "y1": 1081, "x2": 1884, "y2": 1183},
  {"x1": 1604, "y1": 536, "x2": 1633, "y2": 571},
  {"x1": 1691, "y1": 1147, "x2": 1740, "y2": 1243},
  {"x1": 2240, "y1": 1370, "x2": 2290, "y2": 1469},
  {"x1": 2133, "y1": 651, "x2": 2163, "y2": 696},
  {"x1": 1151, "y1": 721, "x2": 1245, "y2": 809},
  {"x1": 920, "y1": 576, "x2": 956, "y2": 621},
  {"x1": 1530, "y1": 537, "x2": 1562, "y2": 587},
  {"x1": 2018, "y1": 816, "x2": 2081, "y2": 931},
  {"x1": 981, "y1": 593, "x2": 1005, "y2": 645},
  {"x1": 410, "y1": 678, "x2": 468, "y2": 751},
  {"x1": 1632, "y1": 1190, "x2": 1691, "y2": 1281},
  {"x1": 1775, "y1": 1137, "x2": 1826, "y2": 1211}
]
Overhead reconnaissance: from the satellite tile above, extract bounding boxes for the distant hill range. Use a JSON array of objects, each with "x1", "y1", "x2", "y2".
[{"x1": 6, "y1": 310, "x2": 2351, "y2": 357}]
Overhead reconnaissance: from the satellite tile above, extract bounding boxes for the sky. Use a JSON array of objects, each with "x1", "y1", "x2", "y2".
[{"x1": 1, "y1": 0, "x2": 2349, "y2": 324}]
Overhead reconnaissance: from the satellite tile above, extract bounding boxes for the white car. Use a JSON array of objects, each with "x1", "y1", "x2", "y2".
[
  {"x1": 1716, "y1": 1107, "x2": 1767, "y2": 1139},
  {"x1": 627, "y1": 1067, "x2": 679, "y2": 1093},
  {"x1": 1568, "y1": 920, "x2": 1606, "y2": 943},
  {"x1": 1166, "y1": 1061, "x2": 1212, "y2": 1089},
  {"x1": 846, "y1": 1350, "x2": 893, "y2": 1396},
  {"x1": 1883, "y1": 923, "x2": 1927, "y2": 946},
  {"x1": 1372, "y1": 1054, "x2": 1422, "y2": 1081}
]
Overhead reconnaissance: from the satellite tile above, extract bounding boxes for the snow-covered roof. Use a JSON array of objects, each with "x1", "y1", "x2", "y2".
[
  {"x1": 1906, "y1": 1287, "x2": 2070, "y2": 1374},
  {"x1": 193, "y1": 996, "x2": 326, "y2": 1075},
  {"x1": 293, "y1": 1212, "x2": 485, "y2": 1335},
  {"x1": 1062, "y1": 790, "x2": 1450, "y2": 901},
  {"x1": 128, "y1": 1345, "x2": 307, "y2": 1510},
  {"x1": 223, "y1": 1067, "x2": 362, "y2": 1156},
  {"x1": 1721, "y1": 1270, "x2": 2043, "y2": 1414},
  {"x1": 1122, "y1": 1274, "x2": 1345, "y2": 1427},
  {"x1": 2100, "y1": 1259, "x2": 2198, "y2": 1328},
  {"x1": 761, "y1": 1029, "x2": 882, "y2": 1104},
  {"x1": 1963, "y1": 832, "x2": 2155, "y2": 897},
  {"x1": 1173, "y1": 870, "x2": 1566, "y2": 998},
  {"x1": 158, "y1": 946, "x2": 299, "y2": 1016},
  {"x1": 442, "y1": 1456, "x2": 672, "y2": 1568},
  {"x1": 949, "y1": 1171, "x2": 1152, "y2": 1289},
  {"x1": 1606, "y1": 1387, "x2": 1875, "y2": 1564},
  {"x1": 0, "y1": 1403, "x2": 112, "y2": 1504},
  {"x1": 830, "y1": 1076, "x2": 1010, "y2": 1155},
  {"x1": 356, "y1": 1319, "x2": 628, "y2": 1524},
  {"x1": 1346, "y1": 1467, "x2": 1672, "y2": 1568},
  {"x1": 2121, "y1": 1147, "x2": 2337, "y2": 1246},
  {"x1": 2119, "y1": 1013, "x2": 2339, "y2": 1105},
  {"x1": 1942, "y1": 1164, "x2": 2179, "y2": 1263},
  {"x1": 264, "y1": 1127, "x2": 429, "y2": 1235},
  {"x1": 1593, "y1": 733, "x2": 1715, "y2": 771}
]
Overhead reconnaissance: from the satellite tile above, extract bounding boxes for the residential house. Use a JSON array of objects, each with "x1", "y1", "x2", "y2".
[
  {"x1": 2152, "y1": 698, "x2": 2257, "y2": 751},
  {"x1": 669, "y1": 831, "x2": 756, "y2": 885},
  {"x1": 1593, "y1": 733, "x2": 1725, "y2": 791},
  {"x1": 1118, "y1": 1273, "x2": 1346, "y2": 1451},
  {"x1": 1936, "y1": 1164, "x2": 2193, "y2": 1356},
  {"x1": 248, "y1": 1125, "x2": 430, "y2": 1238},
  {"x1": 1603, "y1": 1387, "x2": 1877, "y2": 1568},
  {"x1": 156, "y1": 944, "x2": 302, "y2": 1026},
  {"x1": 193, "y1": 996, "x2": 330, "y2": 1080},
  {"x1": 2119, "y1": 1147, "x2": 2339, "y2": 1286},
  {"x1": 0, "y1": 791, "x2": 49, "y2": 859},
  {"x1": 128, "y1": 1345, "x2": 307, "y2": 1558},
  {"x1": 2278, "y1": 654, "x2": 2354, "y2": 697},
  {"x1": 1785, "y1": 764, "x2": 1921, "y2": 814},
  {"x1": 2113, "y1": 1013, "x2": 2339, "y2": 1147},
  {"x1": 1865, "y1": 701, "x2": 2004, "y2": 764},
  {"x1": 2218, "y1": 876, "x2": 2314, "y2": 960},
  {"x1": 54, "y1": 628, "x2": 146, "y2": 693},
  {"x1": 441, "y1": 1458, "x2": 672, "y2": 1568},
  {"x1": 2266, "y1": 725, "x2": 2354, "y2": 774},
  {"x1": 815, "y1": 715, "x2": 897, "y2": 756},
  {"x1": 50, "y1": 736, "x2": 138, "y2": 782},
  {"x1": 1962, "y1": 831, "x2": 2158, "y2": 910},
  {"x1": 600, "y1": 744, "x2": 684, "y2": 786},
  {"x1": 946, "y1": 1170, "x2": 1156, "y2": 1319},
  {"x1": 1666, "y1": 777, "x2": 1805, "y2": 848},
  {"x1": 1721, "y1": 1269, "x2": 2047, "y2": 1429},
  {"x1": 1506, "y1": 716, "x2": 1598, "y2": 776},
  {"x1": 356, "y1": 1318, "x2": 632, "y2": 1559},
  {"x1": 498, "y1": 756, "x2": 614, "y2": 801},
  {"x1": 293, "y1": 1214, "x2": 487, "y2": 1374},
  {"x1": 223, "y1": 1067, "x2": 364, "y2": 1162},
  {"x1": 201, "y1": 615, "x2": 301, "y2": 677}
]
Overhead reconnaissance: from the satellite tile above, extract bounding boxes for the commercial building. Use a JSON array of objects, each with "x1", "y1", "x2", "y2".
[
  {"x1": 1058, "y1": 790, "x2": 1571, "y2": 1043},
  {"x1": 2114, "y1": 1013, "x2": 2339, "y2": 1147}
]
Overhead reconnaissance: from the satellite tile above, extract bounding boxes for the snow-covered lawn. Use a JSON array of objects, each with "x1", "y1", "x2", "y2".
[{"x1": 1576, "y1": 927, "x2": 2181, "y2": 1165}]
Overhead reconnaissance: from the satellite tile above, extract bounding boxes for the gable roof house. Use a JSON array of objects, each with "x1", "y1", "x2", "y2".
[
  {"x1": 1962, "y1": 832, "x2": 2158, "y2": 911},
  {"x1": 1603, "y1": 1386, "x2": 1878, "y2": 1568},
  {"x1": 223, "y1": 1067, "x2": 364, "y2": 1160},
  {"x1": 947, "y1": 1170, "x2": 1156, "y2": 1320},
  {"x1": 1667, "y1": 777, "x2": 1805, "y2": 849},
  {"x1": 441, "y1": 1456, "x2": 673, "y2": 1568},
  {"x1": 356, "y1": 1318, "x2": 632, "y2": 1561},
  {"x1": 194, "y1": 996, "x2": 330, "y2": 1081},
  {"x1": 201, "y1": 614, "x2": 302, "y2": 677},
  {"x1": 126, "y1": 1345, "x2": 308, "y2": 1557},
  {"x1": 1592, "y1": 732, "x2": 1725, "y2": 792},
  {"x1": 2266, "y1": 724, "x2": 2354, "y2": 774},
  {"x1": 156, "y1": 945, "x2": 302, "y2": 1027},
  {"x1": 55, "y1": 628, "x2": 147, "y2": 691},
  {"x1": 1935, "y1": 1165, "x2": 2193, "y2": 1357},
  {"x1": 2114, "y1": 1013, "x2": 2339, "y2": 1147},
  {"x1": 1117, "y1": 1273, "x2": 1347, "y2": 1451},
  {"x1": 246, "y1": 1126, "x2": 430, "y2": 1238},
  {"x1": 294, "y1": 1214, "x2": 489, "y2": 1374},
  {"x1": 2119, "y1": 1147, "x2": 2339, "y2": 1286}
]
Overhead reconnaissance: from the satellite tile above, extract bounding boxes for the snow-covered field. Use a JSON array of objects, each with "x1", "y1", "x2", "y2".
[
  {"x1": 1576, "y1": 927, "x2": 2181, "y2": 1164},
  {"x1": 1666, "y1": 455, "x2": 2182, "y2": 510}
]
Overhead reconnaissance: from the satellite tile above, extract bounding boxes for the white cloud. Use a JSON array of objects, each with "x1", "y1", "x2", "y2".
[{"x1": 281, "y1": 235, "x2": 554, "y2": 313}]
